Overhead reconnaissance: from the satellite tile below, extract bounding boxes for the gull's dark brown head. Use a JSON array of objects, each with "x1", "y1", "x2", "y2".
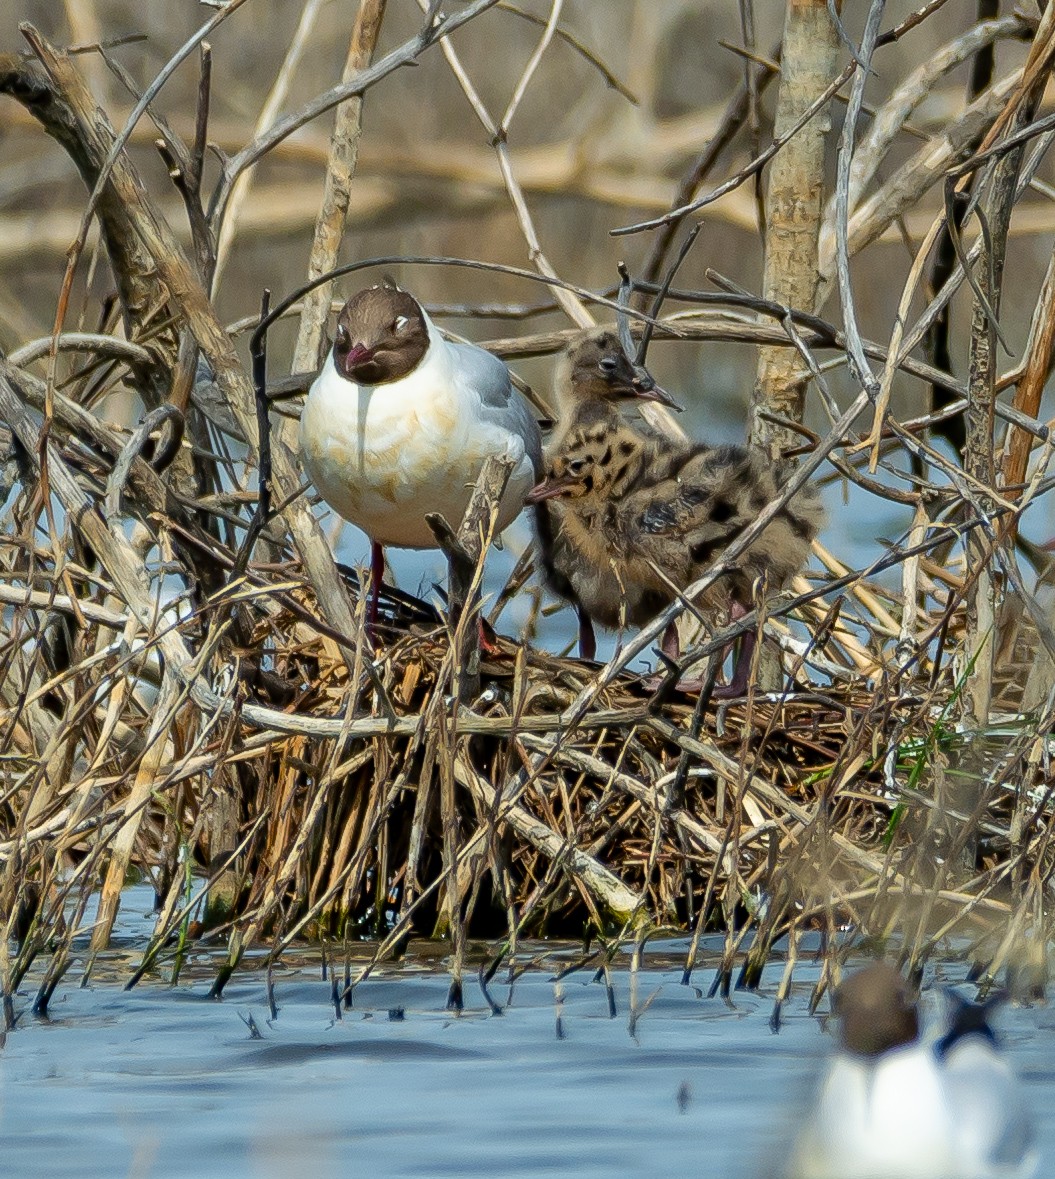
[
  {"x1": 557, "y1": 331, "x2": 681, "y2": 413},
  {"x1": 333, "y1": 283, "x2": 429, "y2": 385},
  {"x1": 834, "y1": 963, "x2": 919, "y2": 1058}
]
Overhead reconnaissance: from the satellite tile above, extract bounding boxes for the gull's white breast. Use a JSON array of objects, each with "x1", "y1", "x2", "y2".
[
  {"x1": 791, "y1": 1040, "x2": 1036, "y2": 1179},
  {"x1": 300, "y1": 323, "x2": 536, "y2": 549},
  {"x1": 792, "y1": 1046, "x2": 959, "y2": 1179}
]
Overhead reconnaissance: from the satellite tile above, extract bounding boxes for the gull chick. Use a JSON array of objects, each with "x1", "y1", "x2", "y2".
[
  {"x1": 789, "y1": 962, "x2": 1036, "y2": 1179},
  {"x1": 534, "y1": 331, "x2": 679, "y2": 660},
  {"x1": 300, "y1": 282, "x2": 542, "y2": 626},
  {"x1": 529, "y1": 413, "x2": 823, "y2": 692}
]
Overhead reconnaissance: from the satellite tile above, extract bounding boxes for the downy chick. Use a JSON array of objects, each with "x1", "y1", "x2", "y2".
[
  {"x1": 529, "y1": 417, "x2": 824, "y2": 692},
  {"x1": 533, "y1": 331, "x2": 679, "y2": 660}
]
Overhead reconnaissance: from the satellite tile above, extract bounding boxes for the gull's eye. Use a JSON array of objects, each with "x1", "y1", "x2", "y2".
[
  {"x1": 599, "y1": 356, "x2": 618, "y2": 376},
  {"x1": 336, "y1": 324, "x2": 350, "y2": 346},
  {"x1": 393, "y1": 315, "x2": 410, "y2": 333}
]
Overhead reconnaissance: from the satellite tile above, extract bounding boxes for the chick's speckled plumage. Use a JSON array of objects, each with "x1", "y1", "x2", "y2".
[
  {"x1": 534, "y1": 332, "x2": 676, "y2": 641},
  {"x1": 535, "y1": 336, "x2": 824, "y2": 640}
]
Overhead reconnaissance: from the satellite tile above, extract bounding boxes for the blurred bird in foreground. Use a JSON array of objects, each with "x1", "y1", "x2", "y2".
[{"x1": 788, "y1": 962, "x2": 1036, "y2": 1179}]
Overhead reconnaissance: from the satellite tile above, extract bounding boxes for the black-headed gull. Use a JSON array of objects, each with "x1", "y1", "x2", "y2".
[
  {"x1": 300, "y1": 282, "x2": 542, "y2": 628},
  {"x1": 789, "y1": 962, "x2": 1037, "y2": 1179}
]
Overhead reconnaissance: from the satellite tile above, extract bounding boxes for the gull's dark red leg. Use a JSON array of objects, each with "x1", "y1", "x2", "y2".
[
  {"x1": 368, "y1": 541, "x2": 384, "y2": 630},
  {"x1": 478, "y1": 616, "x2": 502, "y2": 656}
]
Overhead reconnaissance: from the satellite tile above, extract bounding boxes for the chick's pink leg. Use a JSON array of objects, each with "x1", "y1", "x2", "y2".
[
  {"x1": 661, "y1": 620, "x2": 680, "y2": 661},
  {"x1": 577, "y1": 607, "x2": 597, "y2": 661},
  {"x1": 713, "y1": 599, "x2": 754, "y2": 699}
]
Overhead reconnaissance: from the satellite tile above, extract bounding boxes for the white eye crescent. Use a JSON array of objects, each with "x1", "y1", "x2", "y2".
[
  {"x1": 394, "y1": 315, "x2": 410, "y2": 332},
  {"x1": 336, "y1": 324, "x2": 349, "y2": 344}
]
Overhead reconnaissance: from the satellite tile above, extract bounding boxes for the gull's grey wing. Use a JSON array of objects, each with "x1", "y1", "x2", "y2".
[{"x1": 453, "y1": 340, "x2": 543, "y2": 476}]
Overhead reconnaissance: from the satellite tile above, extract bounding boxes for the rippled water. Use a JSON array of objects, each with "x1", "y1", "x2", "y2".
[{"x1": 4, "y1": 888, "x2": 1054, "y2": 1178}]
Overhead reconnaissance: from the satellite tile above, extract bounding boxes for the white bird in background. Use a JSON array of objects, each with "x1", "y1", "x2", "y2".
[
  {"x1": 789, "y1": 962, "x2": 1036, "y2": 1179},
  {"x1": 299, "y1": 281, "x2": 542, "y2": 628}
]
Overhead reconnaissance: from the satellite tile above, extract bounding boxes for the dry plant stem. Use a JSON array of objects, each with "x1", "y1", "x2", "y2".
[
  {"x1": 415, "y1": 0, "x2": 593, "y2": 329},
  {"x1": 861, "y1": 136, "x2": 1052, "y2": 428},
  {"x1": 964, "y1": 235, "x2": 1002, "y2": 728},
  {"x1": 90, "y1": 674, "x2": 181, "y2": 951},
  {"x1": 438, "y1": 703, "x2": 463, "y2": 1001},
  {"x1": 596, "y1": 1, "x2": 958, "y2": 243},
  {"x1": 520, "y1": 735, "x2": 733, "y2": 866},
  {"x1": 833, "y1": 0, "x2": 885, "y2": 420},
  {"x1": 999, "y1": 6, "x2": 1055, "y2": 497},
  {"x1": 15, "y1": 32, "x2": 258, "y2": 441},
  {"x1": 641, "y1": 51, "x2": 777, "y2": 287},
  {"x1": 215, "y1": 0, "x2": 502, "y2": 218},
  {"x1": 899, "y1": 504, "x2": 930, "y2": 654},
  {"x1": 1002, "y1": 241, "x2": 1055, "y2": 497},
  {"x1": 99, "y1": 47, "x2": 213, "y2": 293},
  {"x1": 212, "y1": 0, "x2": 326, "y2": 290},
  {"x1": 431, "y1": 461, "x2": 513, "y2": 974},
  {"x1": 0, "y1": 47, "x2": 167, "y2": 394},
  {"x1": 484, "y1": 309, "x2": 964, "y2": 394},
  {"x1": 0, "y1": 370, "x2": 287, "y2": 782},
  {"x1": 836, "y1": 17, "x2": 1026, "y2": 234},
  {"x1": 966, "y1": 71, "x2": 1055, "y2": 729},
  {"x1": 292, "y1": 0, "x2": 388, "y2": 372},
  {"x1": 454, "y1": 757, "x2": 640, "y2": 922},
  {"x1": 26, "y1": 2, "x2": 248, "y2": 449},
  {"x1": 751, "y1": 0, "x2": 840, "y2": 459},
  {"x1": 10, "y1": 332, "x2": 153, "y2": 369},
  {"x1": 428, "y1": 456, "x2": 513, "y2": 699},
  {"x1": 868, "y1": 201, "x2": 953, "y2": 466},
  {"x1": 817, "y1": 67, "x2": 1023, "y2": 289}
]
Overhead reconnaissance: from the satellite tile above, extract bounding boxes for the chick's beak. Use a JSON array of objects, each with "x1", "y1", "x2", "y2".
[
  {"x1": 525, "y1": 475, "x2": 573, "y2": 504},
  {"x1": 632, "y1": 372, "x2": 682, "y2": 411}
]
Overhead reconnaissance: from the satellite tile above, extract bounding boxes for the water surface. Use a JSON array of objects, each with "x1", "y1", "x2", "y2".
[{"x1": 4, "y1": 894, "x2": 1053, "y2": 1178}]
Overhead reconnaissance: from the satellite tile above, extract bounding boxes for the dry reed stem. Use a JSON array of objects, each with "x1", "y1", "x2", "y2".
[
  {"x1": 292, "y1": 0, "x2": 388, "y2": 373},
  {"x1": 751, "y1": 0, "x2": 839, "y2": 459},
  {"x1": 211, "y1": 0, "x2": 326, "y2": 291}
]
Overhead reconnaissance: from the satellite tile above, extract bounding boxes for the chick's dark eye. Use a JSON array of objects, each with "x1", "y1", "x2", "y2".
[
  {"x1": 568, "y1": 458, "x2": 588, "y2": 475},
  {"x1": 599, "y1": 357, "x2": 618, "y2": 375}
]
